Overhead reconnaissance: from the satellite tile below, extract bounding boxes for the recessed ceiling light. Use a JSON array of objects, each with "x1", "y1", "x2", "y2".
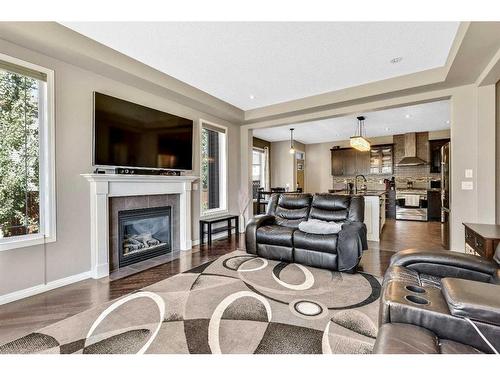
[
  {"x1": 405, "y1": 114, "x2": 411, "y2": 119},
  {"x1": 446, "y1": 120, "x2": 450, "y2": 124},
  {"x1": 249, "y1": 94, "x2": 255, "y2": 100},
  {"x1": 390, "y1": 57, "x2": 403, "y2": 64}
]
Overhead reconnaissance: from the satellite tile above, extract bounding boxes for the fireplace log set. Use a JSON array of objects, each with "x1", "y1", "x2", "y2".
[{"x1": 123, "y1": 232, "x2": 162, "y2": 255}]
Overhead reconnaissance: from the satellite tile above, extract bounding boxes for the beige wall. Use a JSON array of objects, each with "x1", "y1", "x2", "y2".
[
  {"x1": 497, "y1": 81, "x2": 500, "y2": 224},
  {"x1": 476, "y1": 84, "x2": 496, "y2": 224},
  {"x1": 270, "y1": 140, "x2": 305, "y2": 190},
  {"x1": 0, "y1": 38, "x2": 241, "y2": 296}
]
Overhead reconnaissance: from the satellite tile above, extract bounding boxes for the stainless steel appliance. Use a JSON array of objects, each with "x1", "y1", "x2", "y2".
[
  {"x1": 430, "y1": 180, "x2": 441, "y2": 189},
  {"x1": 396, "y1": 190, "x2": 428, "y2": 221},
  {"x1": 441, "y1": 142, "x2": 450, "y2": 248}
]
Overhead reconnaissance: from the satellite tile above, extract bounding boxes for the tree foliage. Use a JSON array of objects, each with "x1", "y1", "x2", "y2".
[{"x1": 0, "y1": 71, "x2": 40, "y2": 237}]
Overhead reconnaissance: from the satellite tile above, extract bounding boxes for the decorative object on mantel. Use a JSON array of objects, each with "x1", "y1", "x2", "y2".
[{"x1": 350, "y1": 116, "x2": 371, "y2": 152}]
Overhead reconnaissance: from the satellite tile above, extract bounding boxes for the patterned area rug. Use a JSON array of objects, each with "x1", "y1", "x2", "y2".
[{"x1": 0, "y1": 250, "x2": 381, "y2": 354}]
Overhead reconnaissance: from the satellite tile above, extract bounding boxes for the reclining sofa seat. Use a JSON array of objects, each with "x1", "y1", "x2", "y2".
[
  {"x1": 374, "y1": 247, "x2": 500, "y2": 354},
  {"x1": 245, "y1": 193, "x2": 367, "y2": 272}
]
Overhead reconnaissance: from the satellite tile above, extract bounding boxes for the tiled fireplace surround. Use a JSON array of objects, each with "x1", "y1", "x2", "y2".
[
  {"x1": 109, "y1": 194, "x2": 181, "y2": 275},
  {"x1": 82, "y1": 174, "x2": 197, "y2": 279}
]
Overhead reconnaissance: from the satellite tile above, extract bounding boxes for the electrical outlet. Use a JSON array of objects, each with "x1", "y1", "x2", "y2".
[{"x1": 461, "y1": 181, "x2": 473, "y2": 190}]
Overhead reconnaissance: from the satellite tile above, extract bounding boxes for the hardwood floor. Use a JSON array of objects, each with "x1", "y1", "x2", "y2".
[
  {"x1": 369, "y1": 219, "x2": 444, "y2": 252},
  {"x1": 0, "y1": 218, "x2": 442, "y2": 345}
]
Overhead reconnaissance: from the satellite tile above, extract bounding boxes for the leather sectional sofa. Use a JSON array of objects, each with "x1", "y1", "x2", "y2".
[
  {"x1": 245, "y1": 193, "x2": 368, "y2": 272},
  {"x1": 374, "y1": 247, "x2": 500, "y2": 354}
]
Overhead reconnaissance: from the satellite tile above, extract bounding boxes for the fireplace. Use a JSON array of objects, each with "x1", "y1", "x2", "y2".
[{"x1": 117, "y1": 206, "x2": 172, "y2": 267}]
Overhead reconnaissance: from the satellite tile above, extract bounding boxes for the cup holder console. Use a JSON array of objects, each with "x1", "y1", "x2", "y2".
[
  {"x1": 405, "y1": 295, "x2": 430, "y2": 306},
  {"x1": 405, "y1": 285, "x2": 426, "y2": 294}
]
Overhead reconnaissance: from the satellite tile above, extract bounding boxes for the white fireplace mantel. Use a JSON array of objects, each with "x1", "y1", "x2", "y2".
[{"x1": 82, "y1": 173, "x2": 198, "y2": 279}]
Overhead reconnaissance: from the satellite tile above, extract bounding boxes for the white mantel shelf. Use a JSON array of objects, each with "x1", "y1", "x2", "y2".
[{"x1": 82, "y1": 173, "x2": 198, "y2": 279}]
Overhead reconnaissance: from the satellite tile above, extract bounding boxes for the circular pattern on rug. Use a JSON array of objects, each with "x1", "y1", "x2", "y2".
[
  {"x1": 289, "y1": 299, "x2": 328, "y2": 320},
  {"x1": 83, "y1": 291, "x2": 165, "y2": 354},
  {"x1": 208, "y1": 291, "x2": 272, "y2": 354},
  {"x1": 294, "y1": 301, "x2": 322, "y2": 316},
  {"x1": 239, "y1": 260, "x2": 380, "y2": 311},
  {"x1": 222, "y1": 255, "x2": 260, "y2": 271},
  {"x1": 237, "y1": 257, "x2": 268, "y2": 272},
  {"x1": 272, "y1": 262, "x2": 315, "y2": 290}
]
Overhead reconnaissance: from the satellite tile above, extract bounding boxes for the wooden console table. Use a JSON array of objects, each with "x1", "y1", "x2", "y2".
[
  {"x1": 463, "y1": 223, "x2": 500, "y2": 260},
  {"x1": 199, "y1": 215, "x2": 239, "y2": 245}
]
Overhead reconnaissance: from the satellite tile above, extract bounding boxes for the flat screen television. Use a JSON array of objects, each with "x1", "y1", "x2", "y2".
[{"x1": 93, "y1": 92, "x2": 193, "y2": 170}]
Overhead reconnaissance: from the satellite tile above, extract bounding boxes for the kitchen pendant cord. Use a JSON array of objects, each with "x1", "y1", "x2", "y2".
[{"x1": 464, "y1": 317, "x2": 499, "y2": 354}]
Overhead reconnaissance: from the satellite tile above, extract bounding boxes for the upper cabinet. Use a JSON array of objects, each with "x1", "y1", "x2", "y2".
[
  {"x1": 331, "y1": 144, "x2": 393, "y2": 176},
  {"x1": 428, "y1": 139, "x2": 450, "y2": 173},
  {"x1": 370, "y1": 145, "x2": 394, "y2": 175}
]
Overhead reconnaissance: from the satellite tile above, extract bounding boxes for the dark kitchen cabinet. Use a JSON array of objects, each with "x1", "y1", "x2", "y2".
[
  {"x1": 344, "y1": 149, "x2": 358, "y2": 176},
  {"x1": 356, "y1": 151, "x2": 371, "y2": 175},
  {"x1": 331, "y1": 149, "x2": 345, "y2": 176},
  {"x1": 429, "y1": 139, "x2": 450, "y2": 173},
  {"x1": 427, "y1": 190, "x2": 441, "y2": 221},
  {"x1": 331, "y1": 148, "x2": 370, "y2": 176},
  {"x1": 331, "y1": 145, "x2": 392, "y2": 176}
]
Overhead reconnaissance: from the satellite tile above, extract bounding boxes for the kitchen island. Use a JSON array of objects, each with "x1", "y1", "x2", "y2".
[{"x1": 334, "y1": 191, "x2": 386, "y2": 242}]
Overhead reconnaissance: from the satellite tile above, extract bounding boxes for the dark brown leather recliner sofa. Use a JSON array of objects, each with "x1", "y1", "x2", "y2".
[
  {"x1": 245, "y1": 193, "x2": 368, "y2": 272},
  {"x1": 374, "y1": 247, "x2": 500, "y2": 354}
]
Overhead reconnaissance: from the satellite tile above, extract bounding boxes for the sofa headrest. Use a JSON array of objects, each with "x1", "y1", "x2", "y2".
[
  {"x1": 312, "y1": 193, "x2": 350, "y2": 211},
  {"x1": 277, "y1": 193, "x2": 312, "y2": 209}
]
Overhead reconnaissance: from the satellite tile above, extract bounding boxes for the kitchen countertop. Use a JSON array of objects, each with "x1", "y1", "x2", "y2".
[{"x1": 333, "y1": 190, "x2": 387, "y2": 197}]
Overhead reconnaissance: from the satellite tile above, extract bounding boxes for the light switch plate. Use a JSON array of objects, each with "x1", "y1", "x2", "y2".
[
  {"x1": 192, "y1": 183, "x2": 199, "y2": 191},
  {"x1": 465, "y1": 169, "x2": 473, "y2": 178},
  {"x1": 461, "y1": 181, "x2": 473, "y2": 190}
]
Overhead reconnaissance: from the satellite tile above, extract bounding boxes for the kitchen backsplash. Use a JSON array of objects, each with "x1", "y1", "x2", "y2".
[{"x1": 332, "y1": 172, "x2": 440, "y2": 191}]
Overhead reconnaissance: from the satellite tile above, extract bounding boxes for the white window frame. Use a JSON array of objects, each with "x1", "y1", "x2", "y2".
[
  {"x1": 199, "y1": 119, "x2": 228, "y2": 218},
  {"x1": 0, "y1": 53, "x2": 56, "y2": 252}
]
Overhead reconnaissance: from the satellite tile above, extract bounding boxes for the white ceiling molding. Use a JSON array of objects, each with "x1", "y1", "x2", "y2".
[{"x1": 252, "y1": 99, "x2": 450, "y2": 144}]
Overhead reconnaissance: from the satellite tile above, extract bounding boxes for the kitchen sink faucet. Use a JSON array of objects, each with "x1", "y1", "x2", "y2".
[{"x1": 355, "y1": 174, "x2": 367, "y2": 194}]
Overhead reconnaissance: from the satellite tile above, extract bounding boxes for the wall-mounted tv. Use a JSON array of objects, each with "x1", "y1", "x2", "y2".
[{"x1": 93, "y1": 92, "x2": 193, "y2": 170}]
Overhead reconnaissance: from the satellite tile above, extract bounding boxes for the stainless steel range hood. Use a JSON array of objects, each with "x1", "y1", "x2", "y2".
[{"x1": 397, "y1": 133, "x2": 427, "y2": 166}]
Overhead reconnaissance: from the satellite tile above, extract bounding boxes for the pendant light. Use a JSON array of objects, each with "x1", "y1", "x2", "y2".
[
  {"x1": 289, "y1": 128, "x2": 296, "y2": 154},
  {"x1": 350, "y1": 116, "x2": 371, "y2": 151}
]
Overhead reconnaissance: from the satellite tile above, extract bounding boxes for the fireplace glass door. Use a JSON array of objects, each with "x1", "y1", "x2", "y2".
[{"x1": 118, "y1": 206, "x2": 172, "y2": 267}]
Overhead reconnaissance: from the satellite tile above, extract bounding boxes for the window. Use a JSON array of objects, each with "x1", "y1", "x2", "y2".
[
  {"x1": 200, "y1": 121, "x2": 227, "y2": 215},
  {"x1": 252, "y1": 147, "x2": 269, "y2": 198},
  {"x1": 0, "y1": 54, "x2": 55, "y2": 251}
]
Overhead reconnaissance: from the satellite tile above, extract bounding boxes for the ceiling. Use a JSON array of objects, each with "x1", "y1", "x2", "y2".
[
  {"x1": 252, "y1": 100, "x2": 450, "y2": 144},
  {"x1": 61, "y1": 22, "x2": 460, "y2": 111}
]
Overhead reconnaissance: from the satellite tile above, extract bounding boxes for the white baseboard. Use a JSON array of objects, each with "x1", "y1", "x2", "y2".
[
  {"x1": 192, "y1": 229, "x2": 238, "y2": 247},
  {"x1": 0, "y1": 271, "x2": 92, "y2": 306}
]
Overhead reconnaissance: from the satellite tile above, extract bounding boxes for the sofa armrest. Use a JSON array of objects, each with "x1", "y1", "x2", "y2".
[
  {"x1": 336, "y1": 221, "x2": 367, "y2": 272},
  {"x1": 390, "y1": 249, "x2": 498, "y2": 283},
  {"x1": 245, "y1": 215, "x2": 275, "y2": 255},
  {"x1": 442, "y1": 278, "x2": 500, "y2": 326}
]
